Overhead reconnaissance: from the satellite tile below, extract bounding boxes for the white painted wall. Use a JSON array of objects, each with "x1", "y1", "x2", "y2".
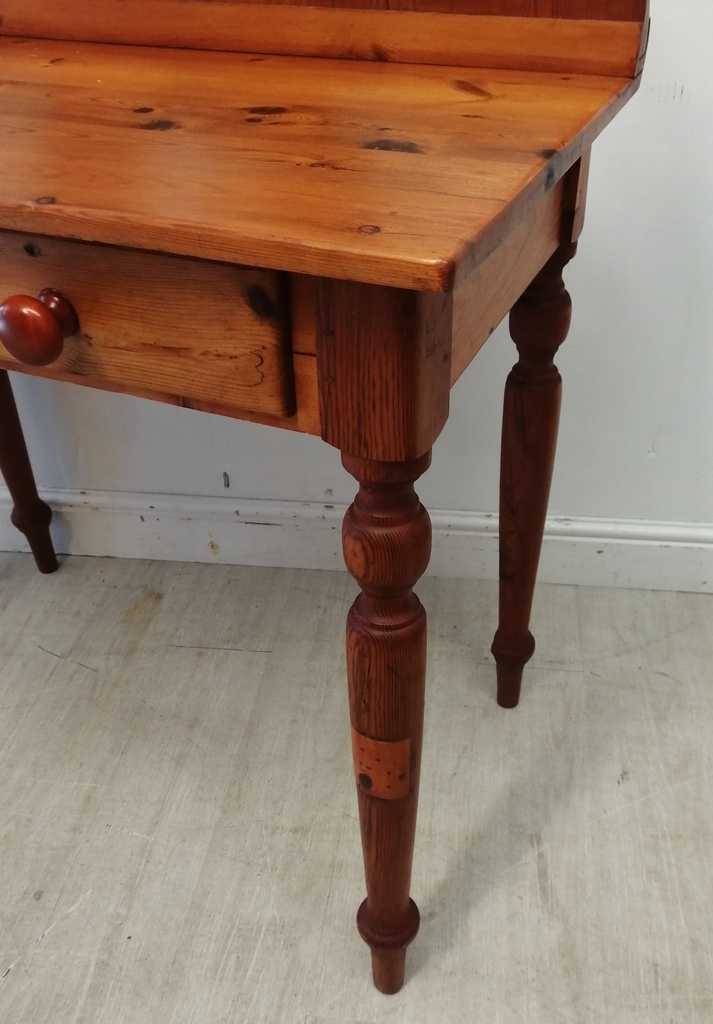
[{"x1": 2, "y1": 0, "x2": 713, "y2": 590}]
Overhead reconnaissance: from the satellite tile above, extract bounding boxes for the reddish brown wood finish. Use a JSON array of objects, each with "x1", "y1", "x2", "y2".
[
  {"x1": 316, "y1": 281, "x2": 452, "y2": 462},
  {"x1": 0, "y1": 290, "x2": 79, "y2": 367},
  {"x1": 491, "y1": 242, "x2": 576, "y2": 707},
  {"x1": 342, "y1": 451, "x2": 432, "y2": 993},
  {"x1": 0, "y1": 0, "x2": 649, "y2": 994},
  {"x1": 229, "y1": 0, "x2": 648, "y2": 14},
  {"x1": 0, "y1": 0, "x2": 649, "y2": 19},
  {"x1": 316, "y1": 281, "x2": 449, "y2": 989},
  {"x1": 0, "y1": 3, "x2": 648, "y2": 79},
  {"x1": 0, "y1": 370, "x2": 57, "y2": 572}
]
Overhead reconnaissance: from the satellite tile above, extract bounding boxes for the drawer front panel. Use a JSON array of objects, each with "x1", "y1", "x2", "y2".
[{"x1": 0, "y1": 231, "x2": 295, "y2": 418}]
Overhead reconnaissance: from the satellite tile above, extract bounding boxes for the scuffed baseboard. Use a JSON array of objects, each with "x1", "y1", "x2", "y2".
[{"x1": 1, "y1": 489, "x2": 711, "y2": 593}]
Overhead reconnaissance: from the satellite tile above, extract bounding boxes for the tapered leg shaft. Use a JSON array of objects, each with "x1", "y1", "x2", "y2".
[
  {"x1": 342, "y1": 451, "x2": 431, "y2": 994},
  {"x1": 0, "y1": 370, "x2": 58, "y2": 573},
  {"x1": 491, "y1": 243, "x2": 576, "y2": 707}
]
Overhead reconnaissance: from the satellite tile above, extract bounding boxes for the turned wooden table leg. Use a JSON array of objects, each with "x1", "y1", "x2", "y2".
[
  {"x1": 0, "y1": 370, "x2": 58, "y2": 573},
  {"x1": 313, "y1": 276, "x2": 451, "y2": 990},
  {"x1": 491, "y1": 242, "x2": 576, "y2": 708},
  {"x1": 342, "y1": 451, "x2": 432, "y2": 994}
]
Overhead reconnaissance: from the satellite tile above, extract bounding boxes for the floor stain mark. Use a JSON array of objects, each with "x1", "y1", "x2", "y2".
[{"x1": 123, "y1": 589, "x2": 164, "y2": 618}]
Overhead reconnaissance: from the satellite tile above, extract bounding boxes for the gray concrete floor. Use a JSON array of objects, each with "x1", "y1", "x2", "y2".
[{"x1": 1, "y1": 553, "x2": 711, "y2": 1023}]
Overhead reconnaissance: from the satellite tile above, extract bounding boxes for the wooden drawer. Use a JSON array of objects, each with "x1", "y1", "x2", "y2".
[{"x1": 0, "y1": 230, "x2": 295, "y2": 418}]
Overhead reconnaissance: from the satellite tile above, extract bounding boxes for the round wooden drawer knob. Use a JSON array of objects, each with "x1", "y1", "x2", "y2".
[{"x1": 0, "y1": 289, "x2": 79, "y2": 366}]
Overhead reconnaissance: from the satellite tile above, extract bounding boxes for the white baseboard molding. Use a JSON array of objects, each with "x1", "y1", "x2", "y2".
[{"x1": 1, "y1": 489, "x2": 712, "y2": 593}]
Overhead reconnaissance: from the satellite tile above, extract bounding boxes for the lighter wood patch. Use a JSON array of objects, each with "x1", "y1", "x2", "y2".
[{"x1": 351, "y1": 728, "x2": 411, "y2": 800}]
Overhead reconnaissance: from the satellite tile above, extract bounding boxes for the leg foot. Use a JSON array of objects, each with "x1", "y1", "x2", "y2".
[
  {"x1": 10, "y1": 500, "x2": 57, "y2": 574},
  {"x1": 0, "y1": 370, "x2": 58, "y2": 573},
  {"x1": 492, "y1": 244, "x2": 576, "y2": 706},
  {"x1": 342, "y1": 452, "x2": 431, "y2": 993},
  {"x1": 359, "y1": 897, "x2": 420, "y2": 994},
  {"x1": 370, "y1": 949, "x2": 407, "y2": 997},
  {"x1": 492, "y1": 631, "x2": 535, "y2": 709}
]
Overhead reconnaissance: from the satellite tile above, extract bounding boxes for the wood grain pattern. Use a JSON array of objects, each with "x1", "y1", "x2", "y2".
[
  {"x1": 0, "y1": 369, "x2": 57, "y2": 572},
  {"x1": 451, "y1": 153, "x2": 591, "y2": 382},
  {"x1": 191, "y1": 0, "x2": 649, "y2": 15},
  {"x1": 0, "y1": 0, "x2": 649, "y2": 19},
  {"x1": 0, "y1": 39, "x2": 638, "y2": 290},
  {"x1": 491, "y1": 242, "x2": 576, "y2": 708},
  {"x1": 451, "y1": 180, "x2": 563, "y2": 385},
  {"x1": 0, "y1": 0, "x2": 652, "y2": 1000},
  {"x1": 315, "y1": 281, "x2": 452, "y2": 461},
  {"x1": 342, "y1": 451, "x2": 432, "y2": 993},
  {"x1": 0, "y1": 3, "x2": 646, "y2": 77},
  {"x1": 0, "y1": 362, "x2": 320, "y2": 438},
  {"x1": 0, "y1": 230, "x2": 295, "y2": 418},
  {"x1": 287, "y1": 274, "x2": 322, "y2": 434},
  {"x1": 562, "y1": 148, "x2": 592, "y2": 243}
]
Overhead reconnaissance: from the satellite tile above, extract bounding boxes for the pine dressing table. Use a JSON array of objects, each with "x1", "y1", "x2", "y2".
[{"x1": 0, "y1": 0, "x2": 648, "y2": 994}]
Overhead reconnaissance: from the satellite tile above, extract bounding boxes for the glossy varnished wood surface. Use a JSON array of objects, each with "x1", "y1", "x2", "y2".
[
  {"x1": 450, "y1": 152, "x2": 588, "y2": 382},
  {"x1": 341, "y1": 452, "x2": 433, "y2": 991},
  {"x1": 0, "y1": 230, "x2": 295, "y2": 418},
  {"x1": 0, "y1": 38, "x2": 637, "y2": 291},
  {"x1": 0, "y1": 0, "x2": 651, "y2": 1001},
  {"x1": 492, "y1": 242, "x2": 575, "y2": 708},
  {"x1": 450, "y1": 179, "x2": 562, "y2": 383},
  {"x1": 0, "y1": 3, "x2": 647, "y2": 77},
  {"x1": 211, "y1": 0, "x2": 648, "y2": 13},
  {"x1": 0, "y1": 0, "x2": 649, "y2": 19}
]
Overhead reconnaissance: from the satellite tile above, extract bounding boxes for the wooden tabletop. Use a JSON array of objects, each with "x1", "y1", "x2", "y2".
[{"x1": 0, "y1": 37, "x2": 637, "y2": 291}]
